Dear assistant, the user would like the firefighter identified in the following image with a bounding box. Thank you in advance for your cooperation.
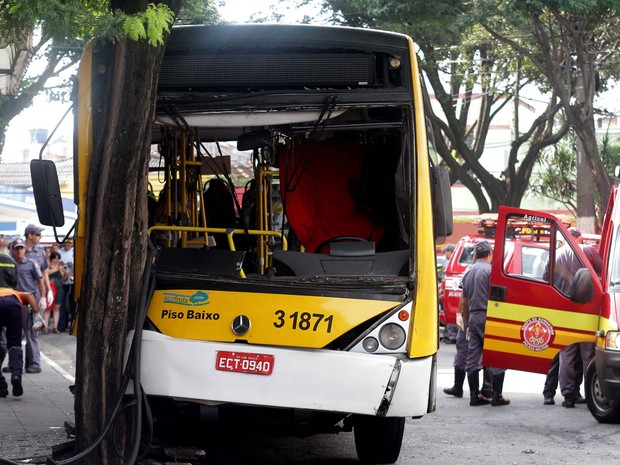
[443,285,493,401]
[0,251,44,397]
[462,240,510,407]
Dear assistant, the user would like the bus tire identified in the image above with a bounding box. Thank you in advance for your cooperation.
[353,415,405,464]
[585,360,620,423]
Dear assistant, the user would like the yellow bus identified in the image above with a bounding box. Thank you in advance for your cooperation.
[33,24,452,464]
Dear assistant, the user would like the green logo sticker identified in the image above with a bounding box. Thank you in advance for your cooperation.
[163,291,210,307]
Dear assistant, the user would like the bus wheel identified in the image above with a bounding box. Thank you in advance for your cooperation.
[353,415,405,464]
[585,360,620,424]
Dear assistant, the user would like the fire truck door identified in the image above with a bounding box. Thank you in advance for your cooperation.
[483,206,602,374]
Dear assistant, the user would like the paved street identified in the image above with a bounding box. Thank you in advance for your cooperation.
[1,334,620,464]
[0,333,75,461]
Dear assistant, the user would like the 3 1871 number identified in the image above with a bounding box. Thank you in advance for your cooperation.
[273,310,334,333]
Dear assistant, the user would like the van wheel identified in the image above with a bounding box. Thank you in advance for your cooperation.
[585,360,620,423]
[353,415,405,464]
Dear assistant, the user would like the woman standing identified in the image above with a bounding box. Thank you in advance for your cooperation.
[44,252,67,333]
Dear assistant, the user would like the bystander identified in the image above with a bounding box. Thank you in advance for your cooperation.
[0,234,8,255]
[57,240,75,332]
[11,238,46,374]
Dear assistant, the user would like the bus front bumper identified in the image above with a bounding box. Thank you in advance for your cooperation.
[126,330,434,417]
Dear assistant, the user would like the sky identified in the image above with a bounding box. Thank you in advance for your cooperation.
[218,0,324,23]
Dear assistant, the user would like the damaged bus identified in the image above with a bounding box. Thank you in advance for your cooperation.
[32,24,452,464]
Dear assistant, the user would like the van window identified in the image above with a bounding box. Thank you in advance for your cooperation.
[609,225,620,287]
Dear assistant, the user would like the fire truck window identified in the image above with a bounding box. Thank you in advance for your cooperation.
[524,247,548,278]
[502,214,551,283]
[547,229,585,297]
[458,245,475,266]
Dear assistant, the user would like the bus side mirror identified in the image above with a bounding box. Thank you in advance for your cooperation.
[431,166,453,242]
[30,159,65,227]
[571,268,594,304]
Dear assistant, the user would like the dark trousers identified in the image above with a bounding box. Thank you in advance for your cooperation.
[544,349,584,398]
[560,343,593,399]
[0,295,24,377]
[58,283,75,332]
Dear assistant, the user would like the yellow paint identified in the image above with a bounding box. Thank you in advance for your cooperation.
[486,300,598,358]
[74,44,93,300]
[408,36,439,357]
[597,316,618,333]
[488,301,599,332]
[486,319,595,348]
[148,289,399,348]
[484,338,560,359]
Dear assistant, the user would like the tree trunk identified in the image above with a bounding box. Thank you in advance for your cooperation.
[74,36,165,463]
[576,136,596,233]
[573,121,612,225]
[0,121,8,160]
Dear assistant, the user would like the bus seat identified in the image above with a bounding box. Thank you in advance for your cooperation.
[155,247,245,277]
[280,141,385,253]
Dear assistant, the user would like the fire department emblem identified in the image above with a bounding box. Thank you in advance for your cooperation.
[521,317,555,352]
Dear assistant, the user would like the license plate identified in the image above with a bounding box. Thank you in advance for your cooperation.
[215,351,274,375]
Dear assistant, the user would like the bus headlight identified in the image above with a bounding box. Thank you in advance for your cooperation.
[362,337,379,353]
[606,331,620,351]
[379,323,406,350]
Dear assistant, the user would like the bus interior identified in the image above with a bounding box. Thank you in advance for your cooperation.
[147,104,413,285]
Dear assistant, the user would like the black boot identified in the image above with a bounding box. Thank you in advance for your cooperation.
[468,371,490,406]
[0,347,6,372]
[0,375,7,398]
[491,372,510,406]
[11,376,22,397]
[481,366,493,401]
[443,368,465,397]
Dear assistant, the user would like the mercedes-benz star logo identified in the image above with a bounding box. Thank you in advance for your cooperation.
[231,315,251,336]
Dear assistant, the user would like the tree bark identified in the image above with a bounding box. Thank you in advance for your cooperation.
[74,36,165,463]
[576,135,596,232]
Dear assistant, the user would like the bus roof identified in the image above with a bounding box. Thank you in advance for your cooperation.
[165,24,411,53]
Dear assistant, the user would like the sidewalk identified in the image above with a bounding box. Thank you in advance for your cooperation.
[0,335,76,461]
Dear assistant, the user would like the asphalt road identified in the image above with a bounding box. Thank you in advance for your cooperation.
[32,335,620,465]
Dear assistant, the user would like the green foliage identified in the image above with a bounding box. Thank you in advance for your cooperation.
[122,3,175,45]
[601,133,620,175]
[0,0,94,43]
[176,0,220,24]
[0,1,186,45]
[531,133,578,213]
[532,128,620,212]
[505,0,620,15]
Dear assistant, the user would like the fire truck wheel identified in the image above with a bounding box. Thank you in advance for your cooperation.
[585,360,620,423]
[353,415,405,464]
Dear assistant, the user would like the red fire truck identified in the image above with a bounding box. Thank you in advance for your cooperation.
[439,218,549,328]
[482,200,617,422]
